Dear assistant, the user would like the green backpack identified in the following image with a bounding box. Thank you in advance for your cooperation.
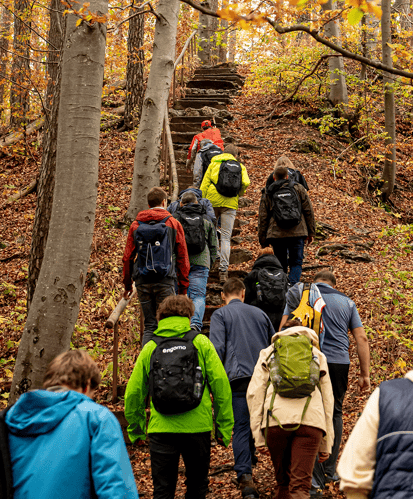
[264,334,320,443]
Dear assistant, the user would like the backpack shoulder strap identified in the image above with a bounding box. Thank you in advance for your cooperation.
[160,215,171,223]
[184,329,200,342]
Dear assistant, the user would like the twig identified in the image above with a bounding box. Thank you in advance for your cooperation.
[0,45,58,65]
[331,136,367,180]
[107,2,153,32]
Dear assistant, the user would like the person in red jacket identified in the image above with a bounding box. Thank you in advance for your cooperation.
[122,187,190,346]
[186,120,224,170]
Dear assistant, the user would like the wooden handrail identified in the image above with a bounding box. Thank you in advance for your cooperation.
[164,107,179,202]
[174,30,197,70]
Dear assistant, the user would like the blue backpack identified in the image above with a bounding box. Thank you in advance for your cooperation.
[132,216,176,282]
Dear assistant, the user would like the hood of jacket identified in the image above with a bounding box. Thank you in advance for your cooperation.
[252,254,283,271]
[178,187,202,200]
[177,203,205,216]
[136,208,171,223]
[154,316,191,338]
[199,141,214,152]
[272,325,319,345]
[210,152,237,165]
[6,389,88,436]
[267,178,290,197]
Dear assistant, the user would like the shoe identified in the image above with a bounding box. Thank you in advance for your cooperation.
[325,472,340,483]
[238,474,259,498]
[191,324,201,332]
[310,478,323,498]
[219,271,228,284]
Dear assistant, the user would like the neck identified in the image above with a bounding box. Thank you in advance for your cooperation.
[226,295,243,305]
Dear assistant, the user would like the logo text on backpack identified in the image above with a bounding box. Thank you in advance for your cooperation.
[162,346,187,353]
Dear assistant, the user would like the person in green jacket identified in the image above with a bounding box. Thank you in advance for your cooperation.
[200,144,250,283]
[125,295,234,499]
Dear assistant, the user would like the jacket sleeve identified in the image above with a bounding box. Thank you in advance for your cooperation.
[187,135,198,160]
[318,351,335,453]
[297,185,316,237]
[124,345,153,443]
[207,221,218,266]
[243,271,256,305]
[170,218,190,293]
[247,349,269,447]
[239,163,250,197]
[204,199,216,225]
[122,222,138,292]
[337,388,379,498]
[200,165,212,199]
[202,338,234,446]
[258,192,271,247]
[209,311,226,363]
[90,409,140,499]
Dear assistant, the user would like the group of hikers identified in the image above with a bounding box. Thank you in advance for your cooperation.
[1,121,411,499]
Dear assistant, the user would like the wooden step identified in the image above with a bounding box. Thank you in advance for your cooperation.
[186,80,238,90]
[174,99,227,110]
[170,116,225,125]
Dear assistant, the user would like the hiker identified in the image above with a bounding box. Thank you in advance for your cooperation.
[244,247,288,332]
[167,184,216,225]
[186,120,224,172]
[338,371,413,499]
[173,190,218,331]
[258,165,315,285]
[122,186,190,346]
[2,350,139,499]
[201,144,250,283]
[280,270,370,496]
[190,139,224,187]
[124,295,234,499]
[275,155,309,190]
[247,320,334,499]
[209,278,275,499]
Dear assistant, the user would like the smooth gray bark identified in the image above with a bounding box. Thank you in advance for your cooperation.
[321,0,348,106]
[218,19,228,63]
[381,0,396,200]
[10,0,108,403]
[198,0,211,65]
[228,28,236,62]
[126,0,180,221]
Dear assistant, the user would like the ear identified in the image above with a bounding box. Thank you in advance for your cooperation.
[221,292,225,302]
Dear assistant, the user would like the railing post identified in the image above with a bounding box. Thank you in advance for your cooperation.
[181,52,184,87]
[173,69,176,107]
[112,321,119,403]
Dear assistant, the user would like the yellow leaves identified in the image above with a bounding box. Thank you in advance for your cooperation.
[217,7,267,28]
[76,19,82,27]
[347,7,364,25]
[395,358,407,374]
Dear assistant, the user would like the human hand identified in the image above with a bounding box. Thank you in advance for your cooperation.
[123,289,132,300]
[306,236,314,245]
[358,375,371,393]
[318,452,330,463]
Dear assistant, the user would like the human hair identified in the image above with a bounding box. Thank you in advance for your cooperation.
[157,295,195,321]
[283,318,302,328]
[181,191,198,205]
[200,139,212,147]
[43,350,101,391]
[275,155,294,169]
[273,166,288,180]
[223,277,246,296]
[224,144,239,160]
[314,270,336,286]
[147,187,167,208]
[258,247,274,257]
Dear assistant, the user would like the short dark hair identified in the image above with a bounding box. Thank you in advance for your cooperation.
[181,191,198,205]
[224,144,239,159]
[43,350,101,391]
[223,277,245,296]
[148,187,167,208]
[273,166,288,180]
[314,270,336,286]
[157,295,195,321]
[283,318,302,328]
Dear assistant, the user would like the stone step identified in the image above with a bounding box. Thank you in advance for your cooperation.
[187,79,238,90]
[183,93,233,101]
[170,116,225,125]
[174,99,227,110]
[170,123,201,133]
[172,132,198,144]
[192,74,244,83]
[194,68,239,75]
[178,96,232,105]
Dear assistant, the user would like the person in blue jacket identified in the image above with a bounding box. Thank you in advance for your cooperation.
[167,186,216,225]
[5,350,139,499]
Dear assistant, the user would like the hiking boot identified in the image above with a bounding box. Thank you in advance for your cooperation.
[238,473,259,498]
[219,271,228,284]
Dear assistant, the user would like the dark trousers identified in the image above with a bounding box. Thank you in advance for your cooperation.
[232,391,256,480]
[271,237,306,285]
[267,425,323,499]
[313,363,349,487]
[137,282,175,346]
[149,432,211,499]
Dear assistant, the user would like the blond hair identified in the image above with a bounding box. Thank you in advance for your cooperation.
[275,155,294,169]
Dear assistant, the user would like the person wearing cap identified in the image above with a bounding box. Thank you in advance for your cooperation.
[186,120,224,174]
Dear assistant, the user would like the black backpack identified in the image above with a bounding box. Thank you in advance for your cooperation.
[149,330,205,415]
[0,405,13,499]
[271,180,302,229]
[213,160,242,198]
[256,268,288,308]
[174,205,206,255]
[287,168,309,191]
[200,145,223,181]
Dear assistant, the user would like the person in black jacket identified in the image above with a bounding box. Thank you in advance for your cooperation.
[274,155,309,190]
[244,248,288,332]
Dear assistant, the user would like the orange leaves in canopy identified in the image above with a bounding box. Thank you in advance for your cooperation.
[217,5,268,29]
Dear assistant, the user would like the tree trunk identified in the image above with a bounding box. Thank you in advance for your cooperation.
[126,0,180,222]
[124,4,145,129]
[10,0,31,128]
[198,0,211,65]
[381,0,396,200]
[0,2,11,117]
[27,3,65,309]
[228,28,236,62]
[209,0,218,64]
[321,0,348,106]
[392,0,410,32]
[10,0,108,403]
[218,19,228,63]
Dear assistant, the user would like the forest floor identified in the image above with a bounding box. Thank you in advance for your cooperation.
[2,64,413,497]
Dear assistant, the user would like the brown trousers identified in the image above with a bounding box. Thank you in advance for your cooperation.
[266,424,323,499]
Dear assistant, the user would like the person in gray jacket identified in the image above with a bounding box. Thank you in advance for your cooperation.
[209,278,275,499]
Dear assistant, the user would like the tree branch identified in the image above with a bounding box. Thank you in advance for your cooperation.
[180,0,220,17]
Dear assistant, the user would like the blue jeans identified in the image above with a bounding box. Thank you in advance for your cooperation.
[214,207,236,272]
[188,265,209,330]
[271,236,306,285]
[232,391,256,480]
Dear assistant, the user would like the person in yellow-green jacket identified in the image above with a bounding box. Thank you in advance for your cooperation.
[125,295,234,499]
[200,144,250,283]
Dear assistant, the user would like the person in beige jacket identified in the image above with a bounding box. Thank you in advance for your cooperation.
[247,323,334,499]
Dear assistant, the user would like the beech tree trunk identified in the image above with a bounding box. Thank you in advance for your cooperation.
[381,0,396,200]
[10,0,108,403]
[392,0,410,31]
[124,4,145,129]
[0,3,11,116]
[321,0,348,106]
[198,0,211,65]
[218,19,228,63]
[10,0,31,127]
[27,2,65,309]
[126,0,180,222]
[228,28,236,62]
[209,0,218,64]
